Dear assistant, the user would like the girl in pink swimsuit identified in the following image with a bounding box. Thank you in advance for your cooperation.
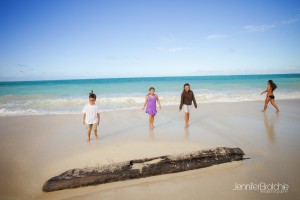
[142,87,161,129]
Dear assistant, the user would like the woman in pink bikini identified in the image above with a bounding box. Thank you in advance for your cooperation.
[142,87,161,129]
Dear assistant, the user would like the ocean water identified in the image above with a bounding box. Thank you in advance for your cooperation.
[0,74,300,116]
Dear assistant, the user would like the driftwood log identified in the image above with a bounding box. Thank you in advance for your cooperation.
[43,147,245,192]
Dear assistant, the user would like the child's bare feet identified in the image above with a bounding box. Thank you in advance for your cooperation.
[185,124,189,128]
[261,109,266,112]
[276,110,280,113]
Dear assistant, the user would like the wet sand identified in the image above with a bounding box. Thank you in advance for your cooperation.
[0,100,299,200]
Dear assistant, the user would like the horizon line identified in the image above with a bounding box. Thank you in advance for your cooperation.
[0,72,299,83]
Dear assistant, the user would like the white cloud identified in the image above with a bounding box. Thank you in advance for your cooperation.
[281,18,300,24]
[228,48,235,53]
[16,64,26,67]
[206,34,226,40]
[243,24,276,32]
[158,47,186,53]
[105,56,129,60]
[105,56,118,60]
[160,36,178,43]
[169,47,185,52]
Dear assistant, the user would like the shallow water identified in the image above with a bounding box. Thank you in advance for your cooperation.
[0,74,300,115]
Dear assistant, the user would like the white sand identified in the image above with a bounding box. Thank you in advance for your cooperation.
[0,100,299,200]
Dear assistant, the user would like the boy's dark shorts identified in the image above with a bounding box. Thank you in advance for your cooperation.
[86,123,98,131]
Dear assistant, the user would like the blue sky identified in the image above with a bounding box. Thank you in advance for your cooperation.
[0,0,300,81]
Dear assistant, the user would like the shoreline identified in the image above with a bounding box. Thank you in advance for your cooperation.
[0,100,299,199]
[1,99,299,117]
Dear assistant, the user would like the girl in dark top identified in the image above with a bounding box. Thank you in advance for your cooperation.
[261,80,280,112]
[179,83,197,128]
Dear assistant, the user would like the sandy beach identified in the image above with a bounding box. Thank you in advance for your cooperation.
[0,100,299,200]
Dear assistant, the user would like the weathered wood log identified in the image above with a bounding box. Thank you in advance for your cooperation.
[43,147,245,192]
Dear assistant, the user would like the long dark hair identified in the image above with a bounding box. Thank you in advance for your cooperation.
[149,87,155,91]
[268,80,277,91]
[183,83,190,92]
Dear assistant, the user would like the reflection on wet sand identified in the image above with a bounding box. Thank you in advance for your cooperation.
[184,128,189,140]
[149,129,155,140]
[263,112,279,143]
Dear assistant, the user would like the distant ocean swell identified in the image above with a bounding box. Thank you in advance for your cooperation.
[1,90,300,116]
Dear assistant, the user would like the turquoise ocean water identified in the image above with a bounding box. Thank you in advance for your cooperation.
[0,74,299,115]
